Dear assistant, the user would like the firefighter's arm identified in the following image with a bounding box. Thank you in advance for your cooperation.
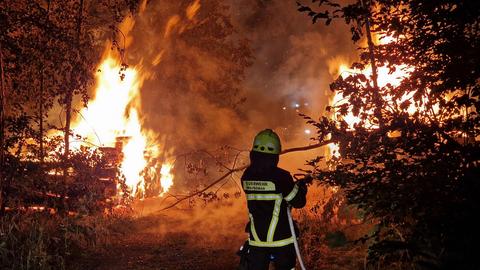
[281,173,307,208]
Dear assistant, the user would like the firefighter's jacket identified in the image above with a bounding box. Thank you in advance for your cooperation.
[241,153,306,248]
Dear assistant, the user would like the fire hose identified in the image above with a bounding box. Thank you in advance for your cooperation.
[289,173,313,270]
[287,205,306,270]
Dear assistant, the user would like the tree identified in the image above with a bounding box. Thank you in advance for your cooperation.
[298,0,480,268]
[0,0,140,213]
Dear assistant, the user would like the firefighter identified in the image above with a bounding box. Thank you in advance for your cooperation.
[239,129,307,270]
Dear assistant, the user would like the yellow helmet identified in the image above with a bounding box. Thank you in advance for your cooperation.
[252,129,281,154]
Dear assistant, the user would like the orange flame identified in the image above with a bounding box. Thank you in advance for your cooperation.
[72,53,174,198]
[186,0,201,20]
[164,15,181,38]
[328,35,416,158]
[160,163,174,196]
[69,0,207,198]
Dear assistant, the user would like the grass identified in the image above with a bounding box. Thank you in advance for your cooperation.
[296,185,372,269]
[0,209,134,270]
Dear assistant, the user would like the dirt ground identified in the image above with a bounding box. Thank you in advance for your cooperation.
[75,196,365,270]
[83,230,240,270]
[77,198,247,270]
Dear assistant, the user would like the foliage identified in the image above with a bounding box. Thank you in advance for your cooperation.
[296,186,369,269]
[0,1,140,267]
[0,0,141,208]
[0,211,134,270]
[0,0,138,118]
[2,133,127,213]
[298,0,480,269]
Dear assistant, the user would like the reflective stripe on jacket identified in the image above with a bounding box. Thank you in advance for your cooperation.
[241,165,306,247]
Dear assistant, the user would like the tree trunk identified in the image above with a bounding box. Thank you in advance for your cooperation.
[361,0,383,127]
[40,0,50,164]
[362,0,379,90]
[0,42,6,215]
[64,93,72,159]
[64,0,84,162]
[61,0,84,213]
[39,71,44,163]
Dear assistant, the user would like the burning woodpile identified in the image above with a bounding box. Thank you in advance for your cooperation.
[70,54,174,199]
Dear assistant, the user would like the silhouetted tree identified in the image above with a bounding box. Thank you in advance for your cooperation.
[0,0,140,213]
[298,0,480,268]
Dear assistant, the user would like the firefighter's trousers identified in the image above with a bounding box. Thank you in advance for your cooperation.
[246,244,296,270]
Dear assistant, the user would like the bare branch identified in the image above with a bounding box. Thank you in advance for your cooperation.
[158,140,332,211]
[280,140,333,155]
[158,165,247,211]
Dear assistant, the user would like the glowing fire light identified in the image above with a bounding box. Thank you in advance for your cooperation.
[72,54,174,197]
[160,163,174,195]
[328,35,414,158]
[69,0,204,198]
[332,63,414,129]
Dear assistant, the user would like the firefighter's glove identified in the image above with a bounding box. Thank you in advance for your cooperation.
[298,180,308,195]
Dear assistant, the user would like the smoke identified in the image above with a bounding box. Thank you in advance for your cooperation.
[118,0,356,158]
[66,0,360,198]
[57,0,360,195]
[132,188,248,248]
[227,0,358,170]
[99,0,361,248]
[117,0,249,152]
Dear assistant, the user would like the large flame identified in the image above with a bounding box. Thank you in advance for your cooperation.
[160,163,174,194]
[72,54,173,197]
[328,35,415,158]
[69,0,205,198]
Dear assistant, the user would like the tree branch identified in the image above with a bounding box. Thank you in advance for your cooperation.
[158,165,247,211]
[280,140,333,155]
[158,140,332,211]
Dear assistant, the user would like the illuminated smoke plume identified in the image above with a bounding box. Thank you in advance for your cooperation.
[73,0,359,195]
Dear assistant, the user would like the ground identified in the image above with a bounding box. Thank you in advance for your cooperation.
[76,198,246,270]
[74,196,366,270]
[83,231,239,270]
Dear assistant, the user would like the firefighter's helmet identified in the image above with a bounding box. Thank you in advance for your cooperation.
[252,129,281,154]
